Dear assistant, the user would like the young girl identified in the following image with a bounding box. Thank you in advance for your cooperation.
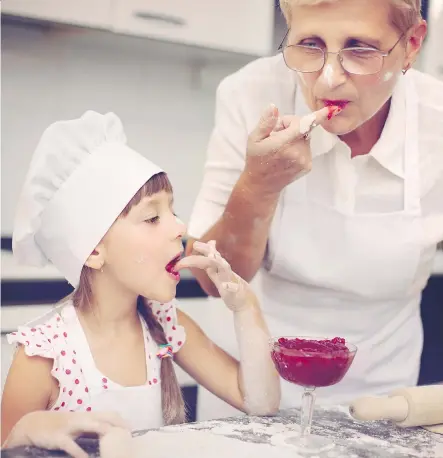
[1,111,281,442]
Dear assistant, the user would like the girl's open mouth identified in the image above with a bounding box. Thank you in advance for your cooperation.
[165,254,181,281]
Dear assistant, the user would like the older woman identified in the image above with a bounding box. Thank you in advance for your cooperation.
[186,0,443,409]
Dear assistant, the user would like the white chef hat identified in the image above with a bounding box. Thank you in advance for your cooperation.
[13,111,163,287]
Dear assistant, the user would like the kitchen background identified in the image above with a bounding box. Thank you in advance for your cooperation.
[2,0,443,423]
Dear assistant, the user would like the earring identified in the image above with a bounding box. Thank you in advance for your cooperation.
[402,64,411,75]
[100,262,104,273]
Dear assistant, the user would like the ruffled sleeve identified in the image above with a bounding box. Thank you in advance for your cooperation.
[6,313,62,359]
[150,299,186,353]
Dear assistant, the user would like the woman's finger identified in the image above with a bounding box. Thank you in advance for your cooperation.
[271,105,342,146]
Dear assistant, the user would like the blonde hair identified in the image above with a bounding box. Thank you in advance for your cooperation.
[279,0,422,34]
[72,172,186,425]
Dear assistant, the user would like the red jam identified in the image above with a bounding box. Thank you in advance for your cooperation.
[271,337,355,388]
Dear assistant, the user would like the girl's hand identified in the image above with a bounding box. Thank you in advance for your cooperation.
[175,240,257,312]
[3,411,129,458]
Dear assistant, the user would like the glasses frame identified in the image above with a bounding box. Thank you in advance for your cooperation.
[277,30,405,75]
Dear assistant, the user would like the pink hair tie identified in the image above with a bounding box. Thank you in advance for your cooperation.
[156,343,173,359]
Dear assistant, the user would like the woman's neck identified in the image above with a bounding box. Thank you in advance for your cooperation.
[340,99,391,158]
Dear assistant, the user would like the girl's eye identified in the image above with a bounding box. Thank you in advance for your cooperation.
[145,216,160,224]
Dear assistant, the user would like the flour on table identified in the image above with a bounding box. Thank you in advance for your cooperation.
[132,429,303,458]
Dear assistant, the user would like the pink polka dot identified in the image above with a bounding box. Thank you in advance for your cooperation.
[72,359,77,364]
[25,341,30,346]
[53,334,59,339]
[68,390,73,396]
[48,339,51,343]
[46,325,51,329]
[63,388,66,393]
[11,332,16,336]
[61,351,66,356]
[172,326,176,331]
[166,317,171,322]
[149,381,152,385]
[21,332,26,336]
[36,344,42,348]
[31,328,37,332]
[57,317,61,322]
[55,368,59,372]
[178,341,182,346]
[77,399,83,405]
[61,402,65,407]
[63,332,68,338]
[103,385,108,390]
[75,379,80,385]
[86,407,91,411]
[54,407,60,411]
[153,378,158,384]
[66,369,71,375]
[156,311,161,315]
[102,377,107,383]
[73,350,76,355]
[85,387,89,393]
[168,337,172,342]
[159,318,163,323]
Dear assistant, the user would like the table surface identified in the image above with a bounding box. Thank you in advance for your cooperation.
[3,406,443,458]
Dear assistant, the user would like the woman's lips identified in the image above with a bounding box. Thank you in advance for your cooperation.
[324,100,349,109]
[323,100,349,120]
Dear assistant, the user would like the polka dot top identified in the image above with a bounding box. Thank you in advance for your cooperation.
[7,299,186,417]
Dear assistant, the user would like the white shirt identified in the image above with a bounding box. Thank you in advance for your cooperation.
[188,54,443,250]
[188,54,443,404]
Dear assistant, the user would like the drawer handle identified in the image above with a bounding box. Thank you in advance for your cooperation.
[133,11,186,26]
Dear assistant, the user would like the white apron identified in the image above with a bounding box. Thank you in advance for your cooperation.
[261,76,429,408]
[63,305,163,432]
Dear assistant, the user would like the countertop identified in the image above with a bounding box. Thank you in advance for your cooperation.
[2,406,443,457]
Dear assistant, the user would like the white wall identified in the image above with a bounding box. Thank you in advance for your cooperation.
[0,20,261,235]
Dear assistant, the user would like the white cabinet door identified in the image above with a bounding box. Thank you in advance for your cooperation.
[1,0,112,30]
[112,0,275,56]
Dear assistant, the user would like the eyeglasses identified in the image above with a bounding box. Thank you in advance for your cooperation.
[278,31,404,76]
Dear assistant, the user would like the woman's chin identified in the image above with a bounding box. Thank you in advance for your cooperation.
[322,117,360,136]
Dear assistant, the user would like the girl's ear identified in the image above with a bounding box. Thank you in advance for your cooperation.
[85,242,106,270]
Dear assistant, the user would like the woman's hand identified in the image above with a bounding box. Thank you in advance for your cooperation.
[176,240,256,312]
[243,104,341,196]
[3,411,129,458]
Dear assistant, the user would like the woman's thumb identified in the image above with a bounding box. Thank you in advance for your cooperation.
[251,104,279,141]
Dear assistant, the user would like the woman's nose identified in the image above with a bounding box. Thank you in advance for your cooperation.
[321,52,347,89]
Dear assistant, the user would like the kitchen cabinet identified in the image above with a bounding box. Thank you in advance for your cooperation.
[111,0,275,56]
[1,0,112,30]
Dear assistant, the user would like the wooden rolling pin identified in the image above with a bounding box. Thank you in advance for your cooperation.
[349,385,443,432]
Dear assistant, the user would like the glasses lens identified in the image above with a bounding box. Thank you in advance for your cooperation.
[341,48,383,75]
[283,45,324,73]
